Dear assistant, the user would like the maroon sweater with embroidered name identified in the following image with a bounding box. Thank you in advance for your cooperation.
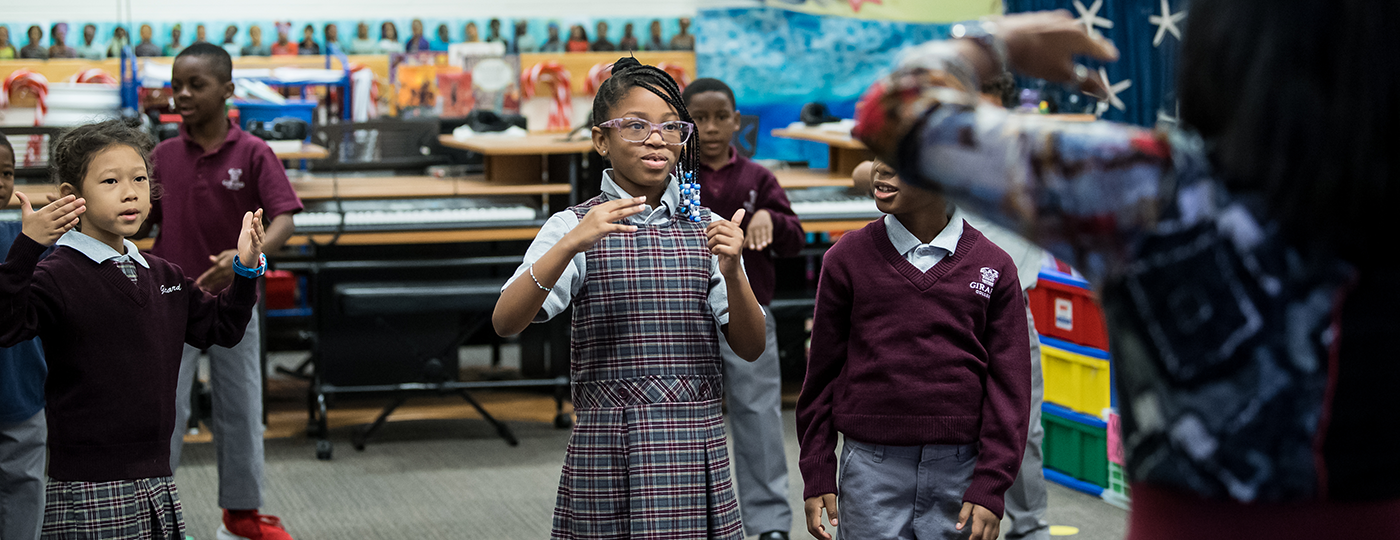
[796,218,1030,517]
[0,233,257,482]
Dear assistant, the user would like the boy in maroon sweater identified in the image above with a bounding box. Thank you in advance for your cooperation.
[797,159,1030,540]
[684,78,804,540]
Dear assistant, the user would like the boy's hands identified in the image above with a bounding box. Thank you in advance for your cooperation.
[565,197,644,252]
[18,193,84,246]
[957,502,999,540]
[197,209,264,291]
[238,209,265,269]
[743,209,772,251]
[707,208,746,276]
[803,494,839,540]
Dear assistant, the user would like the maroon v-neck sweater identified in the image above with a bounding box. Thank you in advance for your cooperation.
[0,233,258,482]
[796,218,1031,517]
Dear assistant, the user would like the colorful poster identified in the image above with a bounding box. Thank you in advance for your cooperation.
[762,0,1001,22]
[437,71,475,117]
[390,51,454,117]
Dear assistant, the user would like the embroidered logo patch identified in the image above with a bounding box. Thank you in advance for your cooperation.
[222,168,245,191]
[981,267,1000,286]
[160,284,182,294]
[970,267,999,299]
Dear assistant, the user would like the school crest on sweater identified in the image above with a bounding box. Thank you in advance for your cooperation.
[971,266,1000,298]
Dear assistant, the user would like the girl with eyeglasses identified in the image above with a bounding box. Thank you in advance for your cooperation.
[493,57,765,539]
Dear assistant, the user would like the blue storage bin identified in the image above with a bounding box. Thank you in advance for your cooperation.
[233,99,316,140]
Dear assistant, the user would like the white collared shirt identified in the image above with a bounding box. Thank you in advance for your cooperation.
[884,212,964,272]
[55,230,150,268]
[503,170,742,325]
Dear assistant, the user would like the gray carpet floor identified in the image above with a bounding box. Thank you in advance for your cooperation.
[173,410,1127,540]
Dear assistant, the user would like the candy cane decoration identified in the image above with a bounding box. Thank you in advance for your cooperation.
[522,62,574,131]
[69,68,119,86]
[584,62,614,94]
[2,70,50,167]
[2,69,49,121]
[656,62,691,92]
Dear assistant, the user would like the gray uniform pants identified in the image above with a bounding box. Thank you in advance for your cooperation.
[0,409,46,540]
[1003,304,1049,540]
[837,438,979,540]
[720,306,792,535]
[170,310,265,511]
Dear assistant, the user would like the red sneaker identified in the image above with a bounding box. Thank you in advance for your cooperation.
[217,509,294,540]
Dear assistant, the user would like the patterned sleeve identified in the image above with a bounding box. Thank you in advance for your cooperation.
[852,40,1176,274]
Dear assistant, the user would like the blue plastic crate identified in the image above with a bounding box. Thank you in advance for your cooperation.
[233,99,316,140]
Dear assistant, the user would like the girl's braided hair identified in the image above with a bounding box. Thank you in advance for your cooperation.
[591,56,698,205]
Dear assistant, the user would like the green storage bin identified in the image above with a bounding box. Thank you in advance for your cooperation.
[1041,403,1108,488]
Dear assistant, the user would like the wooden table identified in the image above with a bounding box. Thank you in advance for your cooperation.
[288,175,571,200]
[771,126,873,179]
[7,175,564,248]
[273,143,331,161]
[437,134,593,185]
[772,167,856,189]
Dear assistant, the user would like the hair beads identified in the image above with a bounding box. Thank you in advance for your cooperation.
[678,171,702,222]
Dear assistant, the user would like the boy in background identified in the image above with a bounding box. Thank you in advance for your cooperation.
[147,43,303,540]
[798,159,1030,540]
[684,78,804,540]
[0,134,47,540]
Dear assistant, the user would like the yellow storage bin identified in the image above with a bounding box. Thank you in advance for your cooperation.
[1040,336,1111,417]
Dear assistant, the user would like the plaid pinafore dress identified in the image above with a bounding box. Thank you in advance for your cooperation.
[551,195,744,539]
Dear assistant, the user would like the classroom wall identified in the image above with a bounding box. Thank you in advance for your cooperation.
[694,7,950,165]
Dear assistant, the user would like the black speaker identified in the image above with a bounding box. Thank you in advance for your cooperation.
[245,117,310,141]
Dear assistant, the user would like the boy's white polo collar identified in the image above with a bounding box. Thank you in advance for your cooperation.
[885,210,963,258]
[56,230,150,268]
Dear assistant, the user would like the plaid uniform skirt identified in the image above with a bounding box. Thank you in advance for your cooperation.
[552,398,744,539]
[41,477,185,540]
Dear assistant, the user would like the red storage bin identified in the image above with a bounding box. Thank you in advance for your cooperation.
[1029,259,1110,350]
[264,270,298,311]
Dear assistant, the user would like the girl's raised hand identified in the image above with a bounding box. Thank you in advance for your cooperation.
[707,208,746,276]
[18,192,84,246]
[237,208,265,269]
[565,197,645,252]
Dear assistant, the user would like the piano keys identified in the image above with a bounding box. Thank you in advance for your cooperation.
[784,187,882,222]
[293,197,543,233]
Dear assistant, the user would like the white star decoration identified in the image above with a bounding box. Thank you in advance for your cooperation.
[1095,67,1132,117]
[1074,0,1114,38]
[1148,0,1187,47]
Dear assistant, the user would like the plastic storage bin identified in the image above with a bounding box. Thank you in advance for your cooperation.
[1103,409,1130,508]
[1042,402,1108,489]
[1029,274,1110,351]
[1041,337,1112,417]
[232,99,316,140]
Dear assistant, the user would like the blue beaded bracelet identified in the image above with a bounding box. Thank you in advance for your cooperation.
[232,253,267,279]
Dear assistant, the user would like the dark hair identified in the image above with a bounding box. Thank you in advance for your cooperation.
[682,77,735,109]
[176,42,233,82]
[0,132,13,159]
[592,57,698,186]
[382,21,397,40]
[1179,0,1398,263]
[50,119,154,193]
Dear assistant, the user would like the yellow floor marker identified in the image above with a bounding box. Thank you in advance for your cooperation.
[1049,525,1081,536]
